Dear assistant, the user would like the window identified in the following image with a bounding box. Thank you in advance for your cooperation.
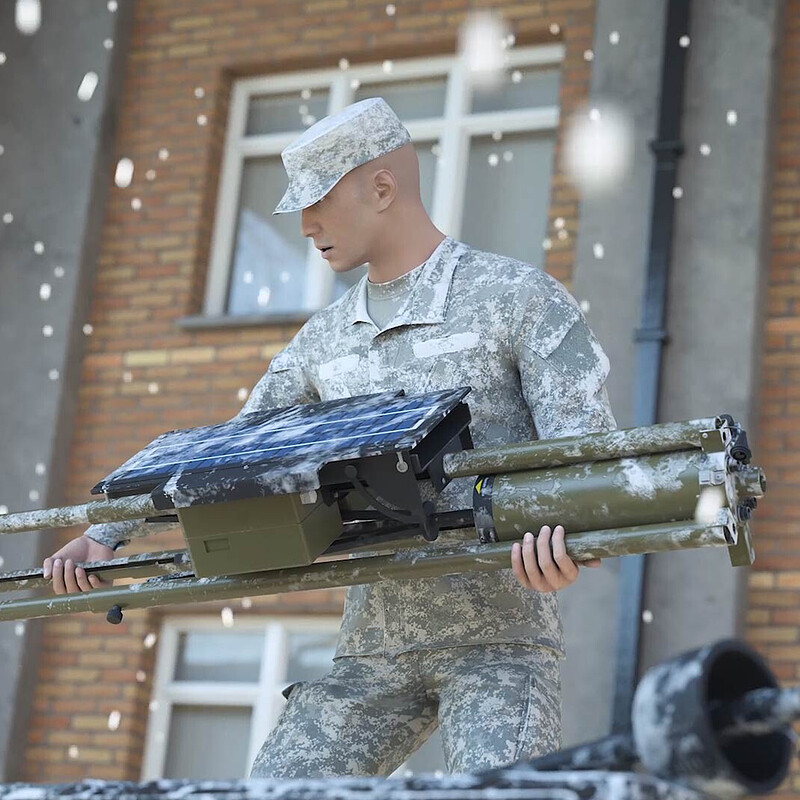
[141,615,447,779]
[205,45,563,319]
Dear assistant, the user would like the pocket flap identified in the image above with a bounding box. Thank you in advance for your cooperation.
[525,296,581,360]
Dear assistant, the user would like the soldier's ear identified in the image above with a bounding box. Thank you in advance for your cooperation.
[372,168,398,211]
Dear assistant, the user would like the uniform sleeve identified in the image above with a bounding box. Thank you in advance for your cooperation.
[513,279,617,440]
[86,334,320,550]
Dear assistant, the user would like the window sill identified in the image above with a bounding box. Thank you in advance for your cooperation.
[177,312,313,330]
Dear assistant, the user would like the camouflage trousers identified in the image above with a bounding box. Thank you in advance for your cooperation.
[249,643,562,778]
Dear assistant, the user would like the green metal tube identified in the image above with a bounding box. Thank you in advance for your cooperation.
[443,418,720,478]
[483,450,712,540]
[0,494,163,534]
[0,518,732,622]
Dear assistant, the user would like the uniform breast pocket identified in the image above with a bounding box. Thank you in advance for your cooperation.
[316,353,363,400]
[411,331,482,391]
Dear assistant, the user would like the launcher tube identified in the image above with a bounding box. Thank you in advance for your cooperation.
[483,450,709,541]
[0,518,732,622]
[0,494,164,534]
[443,418,720,478]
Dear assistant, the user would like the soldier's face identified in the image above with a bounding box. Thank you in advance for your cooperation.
[301,169,380,272]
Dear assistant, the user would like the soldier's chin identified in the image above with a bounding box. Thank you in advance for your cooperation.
[330,256,362,272]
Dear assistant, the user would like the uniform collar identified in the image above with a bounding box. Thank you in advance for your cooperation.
[345,235,468,331]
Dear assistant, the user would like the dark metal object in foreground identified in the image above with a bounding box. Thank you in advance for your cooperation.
[0,640,796,800]
[0,771,710,800]
[530,639,796,799]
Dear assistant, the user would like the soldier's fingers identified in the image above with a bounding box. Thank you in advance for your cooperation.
[581,558,602,568]
[63,559,81,594]
[87,573,108,589]
[511,542,532,589]
[536,526,564,591]
[75,566,93,592]
[551,526,578,584]
[524,530,550,592]
[51,558,66,595]
[42,557,53,581]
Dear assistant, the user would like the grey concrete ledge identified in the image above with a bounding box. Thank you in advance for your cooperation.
[177,313,313,330]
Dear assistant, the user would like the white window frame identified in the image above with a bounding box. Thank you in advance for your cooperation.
[140,614,341,780]
[205,44,564,317]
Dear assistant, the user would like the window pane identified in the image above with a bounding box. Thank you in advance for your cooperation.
[246,90,329,136]
[227,156,309,316]
[330,137,439,302]
[470,68,560,114]
[174,631,264,682]
[285,630,338,682]
[354,77,447,119]
[461,130,555,266]
[163,705,252,778]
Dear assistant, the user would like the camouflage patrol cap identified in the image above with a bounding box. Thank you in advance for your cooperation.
[273,97,412,215]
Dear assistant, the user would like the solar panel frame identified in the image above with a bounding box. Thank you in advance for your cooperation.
[92,388,471,507]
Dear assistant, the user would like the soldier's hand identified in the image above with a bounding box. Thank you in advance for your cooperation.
[511,525,601,592]
[43,534,114,595]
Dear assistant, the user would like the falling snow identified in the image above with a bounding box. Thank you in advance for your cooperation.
[15,0,41,35]
[564,103,634,195]
[115,158,134,188]
[77,72,99,102]
[459,11,509,88]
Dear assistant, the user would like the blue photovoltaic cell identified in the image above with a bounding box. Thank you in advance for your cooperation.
[92,387,470,504]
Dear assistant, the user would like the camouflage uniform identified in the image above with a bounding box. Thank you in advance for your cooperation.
[86,98,617,777]
[252,644,561,777]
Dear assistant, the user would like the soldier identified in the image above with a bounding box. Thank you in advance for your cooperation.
[43,97,616,777]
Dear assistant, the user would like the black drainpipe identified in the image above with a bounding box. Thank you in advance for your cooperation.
[610,0,691,733]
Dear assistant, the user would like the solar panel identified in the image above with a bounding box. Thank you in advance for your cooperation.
[92,387,471,508]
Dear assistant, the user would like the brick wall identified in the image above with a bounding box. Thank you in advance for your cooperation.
[19,0,597,783]
[746,1,800,797]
